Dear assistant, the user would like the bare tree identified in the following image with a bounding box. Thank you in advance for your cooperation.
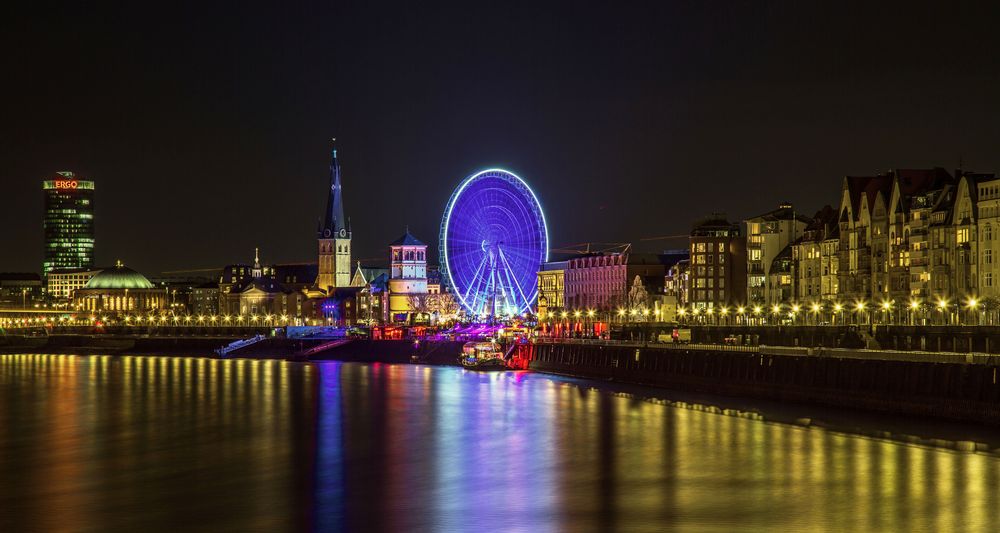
[407,294,430,315]
[435,293,460,318]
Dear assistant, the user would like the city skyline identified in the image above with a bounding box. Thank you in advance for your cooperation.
[4,3,1000,274]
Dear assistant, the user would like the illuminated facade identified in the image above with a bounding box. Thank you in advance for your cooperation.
[688,215,747,309]
[537,261,567,318]
[791,206,839,302]
[744,203,809,305]
[388,231,429,324]
[43,172,95,277]
[564,253,667,311]
[220,249,304,317]
[47,268,102,300]
[72,263,166,312]
[315,147,352,293]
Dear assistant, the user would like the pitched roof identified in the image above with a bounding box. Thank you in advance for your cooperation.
[894,168,953,196]
[390,231,426,246]
[843,174,893,222]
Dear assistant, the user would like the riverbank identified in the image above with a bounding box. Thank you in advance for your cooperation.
[0,334,242,356]
[522,342,1000,425]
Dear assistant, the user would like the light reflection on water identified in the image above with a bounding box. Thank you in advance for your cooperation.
[1,354,998,532]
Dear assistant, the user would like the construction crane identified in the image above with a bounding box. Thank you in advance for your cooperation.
[549,242,632,255]
[639,234,689,242]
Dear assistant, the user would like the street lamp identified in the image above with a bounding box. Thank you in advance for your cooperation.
[811,303,821,325]
[880,300,893,325]
[937,299,949,325]
[909,299,920,325]
[966,297,980,325]
[855,301,866,325]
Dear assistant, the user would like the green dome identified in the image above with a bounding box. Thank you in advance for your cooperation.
[84,265,154,290]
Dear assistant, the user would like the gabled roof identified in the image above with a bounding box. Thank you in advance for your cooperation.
[845,175,894,216]
[354,264,390,285]
[894,168,953,196]
[390,230,426,247]
[233,277,288,294]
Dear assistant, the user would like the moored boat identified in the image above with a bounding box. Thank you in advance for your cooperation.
[459,340,507,369]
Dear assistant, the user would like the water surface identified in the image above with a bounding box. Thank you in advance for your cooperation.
[1,354,998,532]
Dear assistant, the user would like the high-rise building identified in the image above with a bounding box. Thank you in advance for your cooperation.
[315,147,352,292]
[43,171,95,276]
[688,214,747,309]
[744,203,810,305]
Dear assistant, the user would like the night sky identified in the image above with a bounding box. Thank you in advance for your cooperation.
[2,1,999,275]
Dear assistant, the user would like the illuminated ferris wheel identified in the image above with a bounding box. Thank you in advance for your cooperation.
[439,169,548,318]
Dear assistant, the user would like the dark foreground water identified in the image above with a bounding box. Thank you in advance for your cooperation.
[2,355,1000,532]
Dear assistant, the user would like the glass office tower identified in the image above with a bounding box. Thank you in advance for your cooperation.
[43,171,95,276]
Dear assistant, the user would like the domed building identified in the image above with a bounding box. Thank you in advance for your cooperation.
[73,261,167,312]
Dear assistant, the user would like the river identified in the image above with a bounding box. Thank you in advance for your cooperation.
[1,354,998,532]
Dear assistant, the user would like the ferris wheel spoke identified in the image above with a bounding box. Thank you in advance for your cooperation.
[498,246,532,311]
[441,169,547,318]
[461,253,491,306]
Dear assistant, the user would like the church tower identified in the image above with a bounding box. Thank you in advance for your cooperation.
[316,144,352,292]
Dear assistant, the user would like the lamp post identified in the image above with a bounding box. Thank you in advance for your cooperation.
[937,299,949,325]
[855,301,867,325]
[909,300,920,326]
[966,297,979,326]
[811,303,821,325]
[880,300,893,325]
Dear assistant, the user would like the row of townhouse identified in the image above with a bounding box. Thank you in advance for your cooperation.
[684,167,999,313]
[794,167,998,309]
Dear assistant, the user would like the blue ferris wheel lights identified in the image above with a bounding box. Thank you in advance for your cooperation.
[440,168,548,317]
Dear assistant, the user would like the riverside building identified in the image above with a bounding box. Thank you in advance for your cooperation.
[43,172,95,276]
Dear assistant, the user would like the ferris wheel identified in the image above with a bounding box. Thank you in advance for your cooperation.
[439,169,548,318]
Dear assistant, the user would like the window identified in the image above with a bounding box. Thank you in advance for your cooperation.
[986,250,993,265]
[719,254,725,264]
[958,228,969,243]
[986,224,993,241]
[696,243,706,253]
[987,273,994,287]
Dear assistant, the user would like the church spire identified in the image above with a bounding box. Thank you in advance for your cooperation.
[320,139,346,238]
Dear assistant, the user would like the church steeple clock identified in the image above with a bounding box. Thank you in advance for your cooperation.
[316,141,352,292]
